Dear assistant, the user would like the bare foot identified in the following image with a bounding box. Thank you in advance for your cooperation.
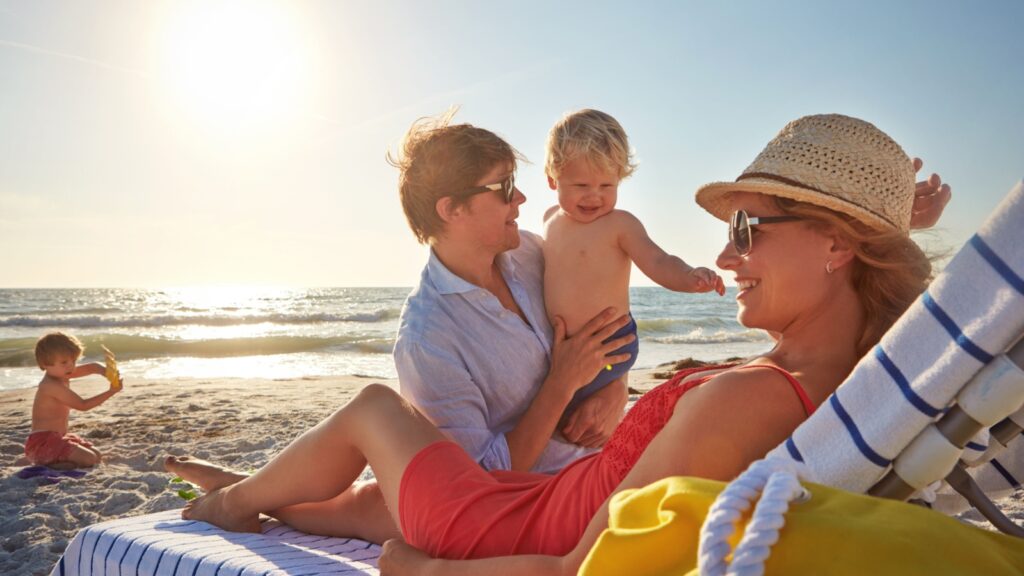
[164,455,248,492]
[379,539,439,575]
[181,486,262,533]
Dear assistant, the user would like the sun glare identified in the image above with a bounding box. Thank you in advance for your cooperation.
[156,0,313,133]
[168,285,292,312]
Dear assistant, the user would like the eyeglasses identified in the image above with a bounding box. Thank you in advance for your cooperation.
[454,174,516,204]
[729,209,803,256]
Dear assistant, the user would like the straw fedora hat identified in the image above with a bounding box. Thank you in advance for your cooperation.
[695,114,915,233]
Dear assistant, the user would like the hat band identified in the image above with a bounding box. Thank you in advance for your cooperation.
[736,172,829,196]
[736,171,897,230]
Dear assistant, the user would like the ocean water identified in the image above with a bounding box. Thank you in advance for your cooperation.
[0,287,773,392]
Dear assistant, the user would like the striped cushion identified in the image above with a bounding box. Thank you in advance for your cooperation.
[51,510,380,576]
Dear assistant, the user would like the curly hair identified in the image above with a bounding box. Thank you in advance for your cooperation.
[545,109,637,181]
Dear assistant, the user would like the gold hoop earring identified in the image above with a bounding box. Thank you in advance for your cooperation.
[826,261,834,274]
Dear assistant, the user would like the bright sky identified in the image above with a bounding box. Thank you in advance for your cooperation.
[1,0,1021,288]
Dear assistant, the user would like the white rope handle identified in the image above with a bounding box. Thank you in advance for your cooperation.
[698,457,813,576]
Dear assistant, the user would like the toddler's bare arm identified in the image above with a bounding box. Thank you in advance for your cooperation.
[69,363,105,379]
[616,211,723,294]
[42,380,120,412]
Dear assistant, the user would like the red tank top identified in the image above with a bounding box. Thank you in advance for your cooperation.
[601,363,816,479]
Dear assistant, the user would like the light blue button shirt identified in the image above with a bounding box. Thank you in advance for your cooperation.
[394,230,595,474]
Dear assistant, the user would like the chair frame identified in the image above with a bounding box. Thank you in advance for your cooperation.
[868,336,1024,537]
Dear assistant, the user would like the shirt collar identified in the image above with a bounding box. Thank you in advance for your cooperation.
[426,248,480,295]
[426,248,520,295]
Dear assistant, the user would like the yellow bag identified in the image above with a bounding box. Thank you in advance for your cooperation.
[579,476,1024,575]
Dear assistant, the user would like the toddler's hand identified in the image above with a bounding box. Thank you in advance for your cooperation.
[689,267,726,296]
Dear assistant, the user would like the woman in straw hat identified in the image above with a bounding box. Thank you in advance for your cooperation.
[168,114,941,572]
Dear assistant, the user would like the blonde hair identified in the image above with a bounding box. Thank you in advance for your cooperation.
[774,197,933,355]
[545,109,637,181]
[35,332,84,369]
[387,109,523,244]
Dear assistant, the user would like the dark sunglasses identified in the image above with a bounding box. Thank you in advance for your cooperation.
[730,209,804,256]
[454,174,516,204]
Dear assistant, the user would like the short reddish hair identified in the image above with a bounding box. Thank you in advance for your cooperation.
[388,109,523,244]
[35,332,84,369]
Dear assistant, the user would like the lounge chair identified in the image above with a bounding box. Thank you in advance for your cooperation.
[52,509,381,575]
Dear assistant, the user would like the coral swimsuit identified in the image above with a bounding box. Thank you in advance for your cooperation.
[398,364,816,559]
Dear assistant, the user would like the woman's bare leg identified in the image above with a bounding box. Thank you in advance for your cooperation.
[165,456,246,491]
[181,384,447,533]
[166,456,401,542]
[271,481,401,542]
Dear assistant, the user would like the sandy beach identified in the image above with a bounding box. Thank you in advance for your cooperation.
[2,368,1021,576]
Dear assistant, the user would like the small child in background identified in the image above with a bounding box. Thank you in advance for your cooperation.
[25,332,122,468]
[543,109,724,415]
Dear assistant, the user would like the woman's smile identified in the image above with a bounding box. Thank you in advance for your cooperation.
[735,278,760,298]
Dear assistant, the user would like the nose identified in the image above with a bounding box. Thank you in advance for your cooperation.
[716,237,741,271]
[512,187,526,205]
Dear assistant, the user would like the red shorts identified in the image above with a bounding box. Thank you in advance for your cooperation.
[398,441,551,559]
[24,431,94,465]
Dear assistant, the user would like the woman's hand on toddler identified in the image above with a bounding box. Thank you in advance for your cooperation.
[562,383,625,448]
[550,309,635,394]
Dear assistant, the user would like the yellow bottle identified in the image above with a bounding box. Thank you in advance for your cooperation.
[101,345,122,389]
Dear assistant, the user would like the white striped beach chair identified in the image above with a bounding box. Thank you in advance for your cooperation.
[50,510,381,576]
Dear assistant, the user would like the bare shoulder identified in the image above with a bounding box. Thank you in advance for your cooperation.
[674,367,808,440]
[652,366,812,480]
[36,377,65,397]
[608,209,649,235]
[606,209,640,225]
[603,209,644,236]
[543,205,560,222]
[700,366,805,409]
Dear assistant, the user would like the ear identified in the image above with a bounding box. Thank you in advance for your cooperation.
[547,175,558,190]
[825,231,856,270]
[435,196,464,224]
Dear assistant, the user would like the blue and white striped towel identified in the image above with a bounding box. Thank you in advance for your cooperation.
[768,180,1024,495]
[50,510,381,576]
